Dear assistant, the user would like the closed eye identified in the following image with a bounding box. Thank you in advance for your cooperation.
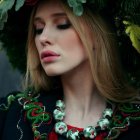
[35,28,43,35]
[57,23,71,30]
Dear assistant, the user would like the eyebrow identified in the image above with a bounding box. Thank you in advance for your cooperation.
[34,12,67,23]
[51,13,67,17]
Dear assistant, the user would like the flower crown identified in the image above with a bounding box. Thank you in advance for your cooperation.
[0,0,140,53]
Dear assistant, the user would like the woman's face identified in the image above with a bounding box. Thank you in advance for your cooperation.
[34,0,89,76]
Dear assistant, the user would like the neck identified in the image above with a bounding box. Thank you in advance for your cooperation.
[61,61,94,109]
[60,61,106,127]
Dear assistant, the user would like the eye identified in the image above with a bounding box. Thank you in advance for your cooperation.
[57,23,71,30]
[56,18,71,30]
[34,21,44,35]
[35,28,43,35]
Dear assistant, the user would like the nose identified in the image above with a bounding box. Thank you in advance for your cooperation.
[39,27,53,47]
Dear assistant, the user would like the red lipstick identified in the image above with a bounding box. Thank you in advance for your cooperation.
[41,50,60,63]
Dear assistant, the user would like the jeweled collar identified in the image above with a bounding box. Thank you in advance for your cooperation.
[53,100,113,140]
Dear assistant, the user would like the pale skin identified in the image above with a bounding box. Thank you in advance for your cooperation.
[34,0,106,128]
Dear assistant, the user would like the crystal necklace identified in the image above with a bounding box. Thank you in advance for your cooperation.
[53,100,113,140]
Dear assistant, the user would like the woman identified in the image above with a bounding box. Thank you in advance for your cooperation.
[0,0,140,140]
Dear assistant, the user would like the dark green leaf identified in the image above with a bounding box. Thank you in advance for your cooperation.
[15,0,26,11]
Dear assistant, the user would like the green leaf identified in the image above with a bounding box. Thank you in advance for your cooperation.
[96,0,108,10]
[0,0,15,12]
[0,23,4,30]
[67,0,77,7]
[77,0,87,3]
[89,0,95,3]
[15,0,26,11]
[121,0,140,13]
[73,4,84,16]
[0,0,15,30]
[123,21,140,53]
[0,11,8,30]
[0,9,3,19]
[0,11,8,22]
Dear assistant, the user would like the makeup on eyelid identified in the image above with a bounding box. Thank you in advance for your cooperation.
[34,17,72,34]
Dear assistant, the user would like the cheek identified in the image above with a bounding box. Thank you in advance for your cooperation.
[35,37,41,52]
[60,29,85,52]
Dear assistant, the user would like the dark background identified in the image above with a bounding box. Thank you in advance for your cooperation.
[0,42,22,97]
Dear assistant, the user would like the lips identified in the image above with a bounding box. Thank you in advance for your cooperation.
[41,50,60,62]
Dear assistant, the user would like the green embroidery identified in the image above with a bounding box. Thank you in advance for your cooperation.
[119,103,140,113]
[4,94,15,110]
[24,101,52,137]
[0,92,27,110]
[106,129,121,140]
[0,88,52,140]
[107,103,140,139]
[111,115,129,127]
[19,91,52,140]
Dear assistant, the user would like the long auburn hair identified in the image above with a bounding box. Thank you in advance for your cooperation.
[25,0,138,102]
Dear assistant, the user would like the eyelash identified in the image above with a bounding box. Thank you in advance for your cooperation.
[35,29,43,35]
[57,23,71,30]
[35,23,71,35]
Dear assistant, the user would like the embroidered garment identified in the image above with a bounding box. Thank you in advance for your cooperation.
[0,89,140,140]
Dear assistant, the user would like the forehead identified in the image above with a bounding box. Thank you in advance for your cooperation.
[35,0,64,18]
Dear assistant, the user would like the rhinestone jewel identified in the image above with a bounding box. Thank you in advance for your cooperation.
[66,129,80,140]
[55,122,67,134]
[83,126,97,139]
[56,100,65,110]
[97,118,110,130]
[103,108,113,117]
[53,108,65,121]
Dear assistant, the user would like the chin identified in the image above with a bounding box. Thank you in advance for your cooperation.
[42,64,65,77]
[44,69,61,77]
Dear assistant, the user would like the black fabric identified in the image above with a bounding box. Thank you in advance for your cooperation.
[117,121,140,140]
[2,99,33,140]
[0,91,140,140]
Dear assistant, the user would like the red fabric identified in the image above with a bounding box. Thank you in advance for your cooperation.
[95,132,106,140]
[48,130,58,140]
[67,124,84,131]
